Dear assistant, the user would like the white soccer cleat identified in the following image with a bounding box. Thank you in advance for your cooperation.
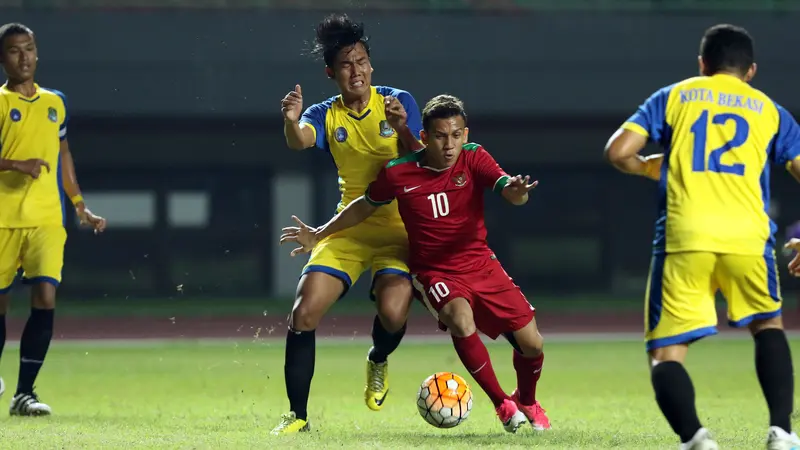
[766,426,800,450]
[9,392,52,417]
[0,377,4,398]
[680,428,719,450]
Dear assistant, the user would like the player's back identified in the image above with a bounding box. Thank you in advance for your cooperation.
[0,84,67,228]
[626,74,791,255]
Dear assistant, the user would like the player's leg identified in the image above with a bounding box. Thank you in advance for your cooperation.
[364,247,413,411]
[472,262,550,430]
[271,236,365,435]
[646,252,719,449]
[503,318,550,431]
[0,228,23,401]
[0,291,10,400]
[413,275,525,433]
[10,226,65,417]
[717,253,798,449]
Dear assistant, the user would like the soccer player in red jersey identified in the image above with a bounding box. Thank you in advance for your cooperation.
[280,94,551,433]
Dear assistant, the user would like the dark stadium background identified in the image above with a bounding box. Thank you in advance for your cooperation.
[3,0,800,331]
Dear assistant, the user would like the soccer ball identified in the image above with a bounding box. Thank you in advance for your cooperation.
[416,372,473,428]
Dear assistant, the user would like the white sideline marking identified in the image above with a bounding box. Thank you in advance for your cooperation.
[2,331,798,349]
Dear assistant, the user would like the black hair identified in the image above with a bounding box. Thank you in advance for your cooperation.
[700,24,754,76]
[422,95,468,131]
[310,13,370,68]
[0,23,33,49]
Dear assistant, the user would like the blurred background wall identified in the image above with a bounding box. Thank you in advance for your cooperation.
[3,0,799,308]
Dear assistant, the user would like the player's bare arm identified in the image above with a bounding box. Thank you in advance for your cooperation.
[59,139,106,234]
[501,175,539,206]
[384,96,423,155]
[604,128,662,181]
[279,196,379,256]
[0,157,50,178]
[786,158,800,183]
[281,84,315,150]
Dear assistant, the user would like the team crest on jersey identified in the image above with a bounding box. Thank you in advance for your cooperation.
[379,120,395,137]
[452,172,468,187]
[9,108,21,122]
[335,127,348,143]
[48,107,58,123]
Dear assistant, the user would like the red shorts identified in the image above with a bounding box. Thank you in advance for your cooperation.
[411,257,535,339]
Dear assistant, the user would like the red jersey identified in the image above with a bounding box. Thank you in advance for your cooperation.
[365,143,510,274]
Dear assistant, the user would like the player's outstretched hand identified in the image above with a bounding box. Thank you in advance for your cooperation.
[785,238,800,276]
[507,175,538,193]
[13,158,50,179]
[281,85,303,123]
[279,215,319,257]
[384,96,407,130]
[76,205,107,235]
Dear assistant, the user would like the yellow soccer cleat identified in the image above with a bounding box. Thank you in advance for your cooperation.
[365,352,389,411]
[270,412,310,435]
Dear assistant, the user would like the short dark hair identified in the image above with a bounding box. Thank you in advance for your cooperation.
[422,95,468,132]
[311,14,370,68]
[0,23,33,49]
[700,24,754,76]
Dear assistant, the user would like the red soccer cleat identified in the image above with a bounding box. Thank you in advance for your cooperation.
[511,389,551,431]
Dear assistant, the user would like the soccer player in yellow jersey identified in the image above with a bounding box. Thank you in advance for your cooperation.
[0,23,106,416]
[271,14,423,434]
[606,24,800,450]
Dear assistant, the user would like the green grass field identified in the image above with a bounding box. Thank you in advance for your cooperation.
[0,336,796,449]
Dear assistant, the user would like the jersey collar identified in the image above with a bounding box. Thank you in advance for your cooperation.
[337,86,376,120]
[1,82,40,101]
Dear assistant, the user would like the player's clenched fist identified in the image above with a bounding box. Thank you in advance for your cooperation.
[281,84,303,123]
[384,96,407,130]
[785,238,800,277]
[279,215,319,256]
[12,158,50,179]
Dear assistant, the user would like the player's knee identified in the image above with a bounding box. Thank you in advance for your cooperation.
[290,296,327,331]
[510,324,544,357]
[374,286,412,333]
[376,305,408,334]
[440,299,476,337]
[518,333,544,358]
[648,344,688,365]
[749,315,783,336]
[30,283,56,309]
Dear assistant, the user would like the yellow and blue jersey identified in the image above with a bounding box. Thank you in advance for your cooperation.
[299,85,422,224]
[0,83,68,228]
[622,74,800,256]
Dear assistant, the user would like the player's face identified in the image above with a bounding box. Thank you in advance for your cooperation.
[421,116,469,169]
[331,43,372,99]
[1,33,37,82]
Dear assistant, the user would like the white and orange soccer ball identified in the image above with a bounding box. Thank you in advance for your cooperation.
[416,372,473,428]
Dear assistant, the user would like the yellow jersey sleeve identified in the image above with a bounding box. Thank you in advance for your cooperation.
[298,99,334,151]
[620,84,675,144]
